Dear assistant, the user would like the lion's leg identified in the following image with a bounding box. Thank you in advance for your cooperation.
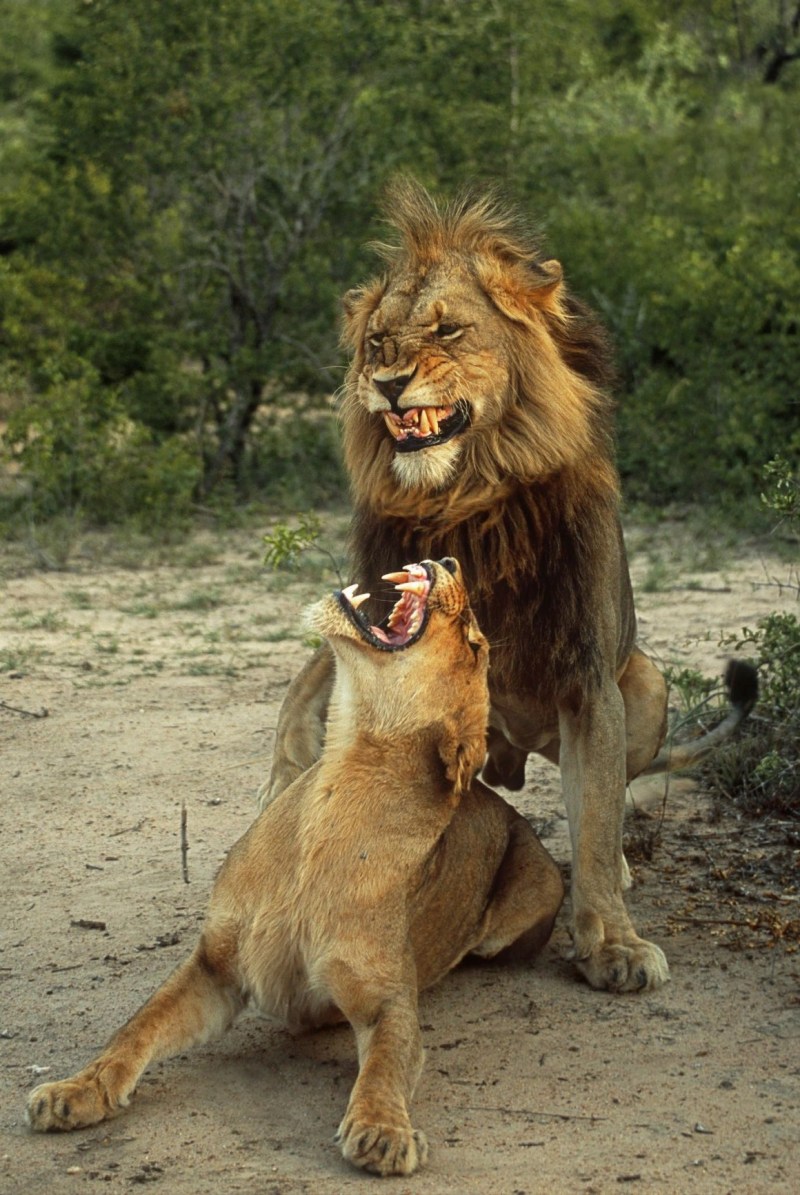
[618,647,668,780]
[326,958,428,1177]
[558,682,669,993]
[482,724,528,791]
[471,813,564,963]
[257,644,335,810]
[27,941,243,1132]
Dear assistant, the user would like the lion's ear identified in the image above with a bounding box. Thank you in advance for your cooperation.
[480,258,564,327]
[341,281,385,349]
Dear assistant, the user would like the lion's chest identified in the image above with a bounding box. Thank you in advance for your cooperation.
[488,690,559,752]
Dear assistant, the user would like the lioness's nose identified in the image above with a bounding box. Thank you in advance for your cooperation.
[374,370,416,408]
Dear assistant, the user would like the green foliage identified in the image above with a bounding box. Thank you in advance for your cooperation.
[697,457,800,817]
[0,1,798,526]
[702,612,800,817]
[263,512,344,585]
[263,515,323,572]
[1,364,200,530]
[761,455,800,523]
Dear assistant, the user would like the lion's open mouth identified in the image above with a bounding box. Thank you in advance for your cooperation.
[382,402,470,453]
[337,562,432,651]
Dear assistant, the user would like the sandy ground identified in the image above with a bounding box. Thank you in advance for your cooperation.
[1,519,798,1194]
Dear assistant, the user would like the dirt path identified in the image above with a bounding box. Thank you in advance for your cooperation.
[1,522,797,1193]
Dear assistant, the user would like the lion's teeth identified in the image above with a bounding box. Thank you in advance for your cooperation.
[350,592,370,609]
[383,412,402,438]
[419,408,431,435]
[428,408,439,435]
[341,583,359,601]
[382,571,410,583]
[396,581,428,597]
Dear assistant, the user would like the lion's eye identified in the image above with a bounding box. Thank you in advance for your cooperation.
[435,323,463,340]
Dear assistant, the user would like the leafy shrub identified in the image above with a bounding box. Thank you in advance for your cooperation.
[1,365,201,531]
[701,612,799,818]
[698,458,800,817]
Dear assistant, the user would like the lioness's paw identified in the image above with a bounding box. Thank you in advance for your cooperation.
[571,937,669,993]
[337,1116,428,1176]
[27,1075,122,1132]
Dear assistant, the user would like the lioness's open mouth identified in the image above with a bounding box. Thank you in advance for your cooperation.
[337,562,432,651]
[382,402,470,453]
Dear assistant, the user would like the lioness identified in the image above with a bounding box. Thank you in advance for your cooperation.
[261,179,757,995]
[27,558,563,1177]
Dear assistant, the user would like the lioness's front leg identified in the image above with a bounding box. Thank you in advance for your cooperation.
[258,644,334,810]
[559,681,669,993]
[327,959,428,1177]
[27,944,242,1131]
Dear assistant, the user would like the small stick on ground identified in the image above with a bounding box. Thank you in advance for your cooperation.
[180,800,189,884]
[0,700,49,719]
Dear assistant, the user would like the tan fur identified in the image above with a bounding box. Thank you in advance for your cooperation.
[263,181,755,994]
[27,560,563,1177]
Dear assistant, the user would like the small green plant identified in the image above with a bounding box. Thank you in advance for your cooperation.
[263,514,322,570]
[263,514,343,584]
[663,666,717,712]
[761,455,800,526]
[697,458,799,819]
[171,589,224,612]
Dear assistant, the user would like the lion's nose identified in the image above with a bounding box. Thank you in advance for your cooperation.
[373,370,416,410]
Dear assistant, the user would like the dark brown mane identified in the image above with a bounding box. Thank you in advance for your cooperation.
[351,464,629,703]
[343,181,630,701]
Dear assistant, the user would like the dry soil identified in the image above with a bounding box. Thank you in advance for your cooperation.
[1,520,798,1194]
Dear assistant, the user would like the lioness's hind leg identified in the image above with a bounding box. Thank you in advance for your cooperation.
[473,812,564,963]
[27,942,242,1132]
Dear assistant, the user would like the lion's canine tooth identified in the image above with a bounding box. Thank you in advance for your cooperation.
[350,592,370,609]
[396,581,428,597]
[428,408,440,435]
[341,583,359,601]
[383,412,402,439]
[419,408,431,435]
[382,570,410,583]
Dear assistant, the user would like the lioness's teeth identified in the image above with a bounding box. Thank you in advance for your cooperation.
[341,583,359,601]
[428,408,439,435]
[419,408,431,435]
[382,570,410,583]
[396,580,428,597]
[351,592,370,609]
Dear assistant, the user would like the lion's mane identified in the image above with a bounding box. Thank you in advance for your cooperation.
[339,181,632,702]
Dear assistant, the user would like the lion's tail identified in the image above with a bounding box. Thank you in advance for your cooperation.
[642,659,758,776]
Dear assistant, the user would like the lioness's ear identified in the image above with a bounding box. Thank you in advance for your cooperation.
[340,280,385,350]
[479,258,564,327]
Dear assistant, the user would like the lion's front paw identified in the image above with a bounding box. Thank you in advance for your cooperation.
[27,1079,105,1132]
[336,1114,429,1176]
[570,933,669,993]
[27,1065,130,1133]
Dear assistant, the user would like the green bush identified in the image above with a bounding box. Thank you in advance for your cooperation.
[1,365,201,530]
[697,459,800,816]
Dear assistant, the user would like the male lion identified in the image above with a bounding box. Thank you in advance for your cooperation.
[262,180,756,994]
[28,558,563,1177]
